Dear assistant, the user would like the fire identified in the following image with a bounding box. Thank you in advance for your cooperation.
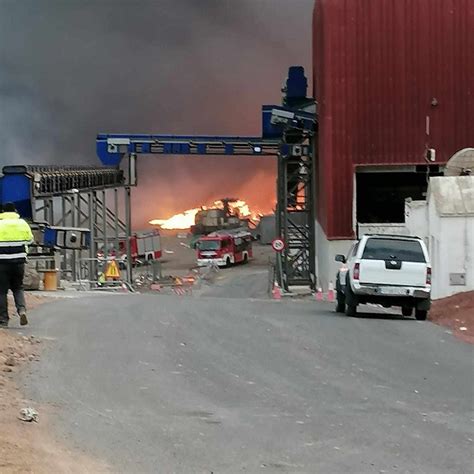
[150,208,200,230]
[149,200,262,230]
[227,200,251,217]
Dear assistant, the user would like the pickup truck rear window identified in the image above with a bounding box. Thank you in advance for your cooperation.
[362,239,426,263]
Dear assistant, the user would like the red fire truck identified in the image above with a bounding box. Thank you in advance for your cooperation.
[119,230,162,266]
[196,230,253,267]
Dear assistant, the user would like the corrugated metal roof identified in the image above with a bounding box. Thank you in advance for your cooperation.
[428,176,474,216]
[313,0,474,238]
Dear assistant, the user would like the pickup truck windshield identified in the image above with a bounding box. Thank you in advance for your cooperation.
[198,240,221,251]
[362,239,426,263]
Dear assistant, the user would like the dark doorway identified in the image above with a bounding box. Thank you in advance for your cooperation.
[356,168,441,223]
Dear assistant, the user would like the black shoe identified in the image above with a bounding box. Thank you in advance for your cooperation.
[0,320,8,328]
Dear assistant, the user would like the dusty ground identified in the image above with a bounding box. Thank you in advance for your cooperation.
[429,291,474,344]
[0,293,108,473]
[159,229,197,276]
[135,229,274,294]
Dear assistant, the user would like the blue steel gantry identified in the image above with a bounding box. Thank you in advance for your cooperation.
[0,66,316,290]
[95,66,317,290]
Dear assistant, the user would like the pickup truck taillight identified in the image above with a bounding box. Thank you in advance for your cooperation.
[353,263,360,280]
[426,267,432,285]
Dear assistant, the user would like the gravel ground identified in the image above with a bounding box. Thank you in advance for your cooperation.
[0,293,108,473]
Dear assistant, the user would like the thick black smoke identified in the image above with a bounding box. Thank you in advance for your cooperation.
[0,0,312,226]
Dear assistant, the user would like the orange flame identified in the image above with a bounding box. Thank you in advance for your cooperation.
[149,200,261,230]
[150,208,201,230]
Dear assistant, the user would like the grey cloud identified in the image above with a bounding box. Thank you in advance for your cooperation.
[0,0,313,224]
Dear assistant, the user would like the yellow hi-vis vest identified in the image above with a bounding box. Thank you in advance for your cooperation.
[0,212,34,263]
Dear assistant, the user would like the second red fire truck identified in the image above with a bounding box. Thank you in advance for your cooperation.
[118,230,162,266]
[196,230,253,267]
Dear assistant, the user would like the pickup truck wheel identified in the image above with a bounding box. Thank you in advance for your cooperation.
[415,309,428,321]
[345,303,357,317]
[336,291,345,313]
[344,277,358,317]
[402,306,413,317]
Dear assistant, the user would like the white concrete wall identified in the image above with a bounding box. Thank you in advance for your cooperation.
[405,200,430,249]
[427,200,474,299]
[405,200,428,239]
[404,199,474,299]
[315,221,353,292]
[357,223,409,237]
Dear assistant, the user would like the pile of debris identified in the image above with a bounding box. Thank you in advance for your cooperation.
[429,291,474,344]
[133,266,219,295]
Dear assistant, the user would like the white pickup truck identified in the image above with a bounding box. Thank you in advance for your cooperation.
[335,235,432,319]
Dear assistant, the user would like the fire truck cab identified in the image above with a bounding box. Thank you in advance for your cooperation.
[196,230,253,267]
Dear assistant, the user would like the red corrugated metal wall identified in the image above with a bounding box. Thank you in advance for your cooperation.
[313,0,474,239]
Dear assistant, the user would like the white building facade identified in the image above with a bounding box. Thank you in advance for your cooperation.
[405,176,474,299]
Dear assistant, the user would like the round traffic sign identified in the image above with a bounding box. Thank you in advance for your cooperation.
[272,238,285,252]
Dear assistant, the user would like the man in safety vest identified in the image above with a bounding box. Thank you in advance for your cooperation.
[0,202,34,327]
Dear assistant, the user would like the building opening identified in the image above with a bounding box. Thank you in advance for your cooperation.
[356,166,442,224]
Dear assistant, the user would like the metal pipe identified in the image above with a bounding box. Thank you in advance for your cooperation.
[102,189,107,257]
[71,194,77,282]
[282,159,289,291]
[60,196,67,275]
[88,192,96,282]
[276,153,284,289]
[45,198,53,270]
[114,188,119,266]
[125,186,132,284]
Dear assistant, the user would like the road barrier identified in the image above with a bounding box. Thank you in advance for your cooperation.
[75,257,134,292]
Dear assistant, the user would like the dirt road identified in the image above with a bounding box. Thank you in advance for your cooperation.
[1,245,472,472]
[19,292,474,472]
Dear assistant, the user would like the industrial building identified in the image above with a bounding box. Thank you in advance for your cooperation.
[312,0,474,290]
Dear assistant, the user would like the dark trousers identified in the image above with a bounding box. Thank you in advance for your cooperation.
[0,262,26,322]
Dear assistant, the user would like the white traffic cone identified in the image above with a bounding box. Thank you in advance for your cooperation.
[327,281,335,302]
[272,284,282,300]
[315,287,323,301]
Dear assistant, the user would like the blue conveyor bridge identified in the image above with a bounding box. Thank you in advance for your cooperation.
[95,66,317,290]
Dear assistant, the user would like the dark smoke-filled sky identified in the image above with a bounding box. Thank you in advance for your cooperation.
[0,0,313,226]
